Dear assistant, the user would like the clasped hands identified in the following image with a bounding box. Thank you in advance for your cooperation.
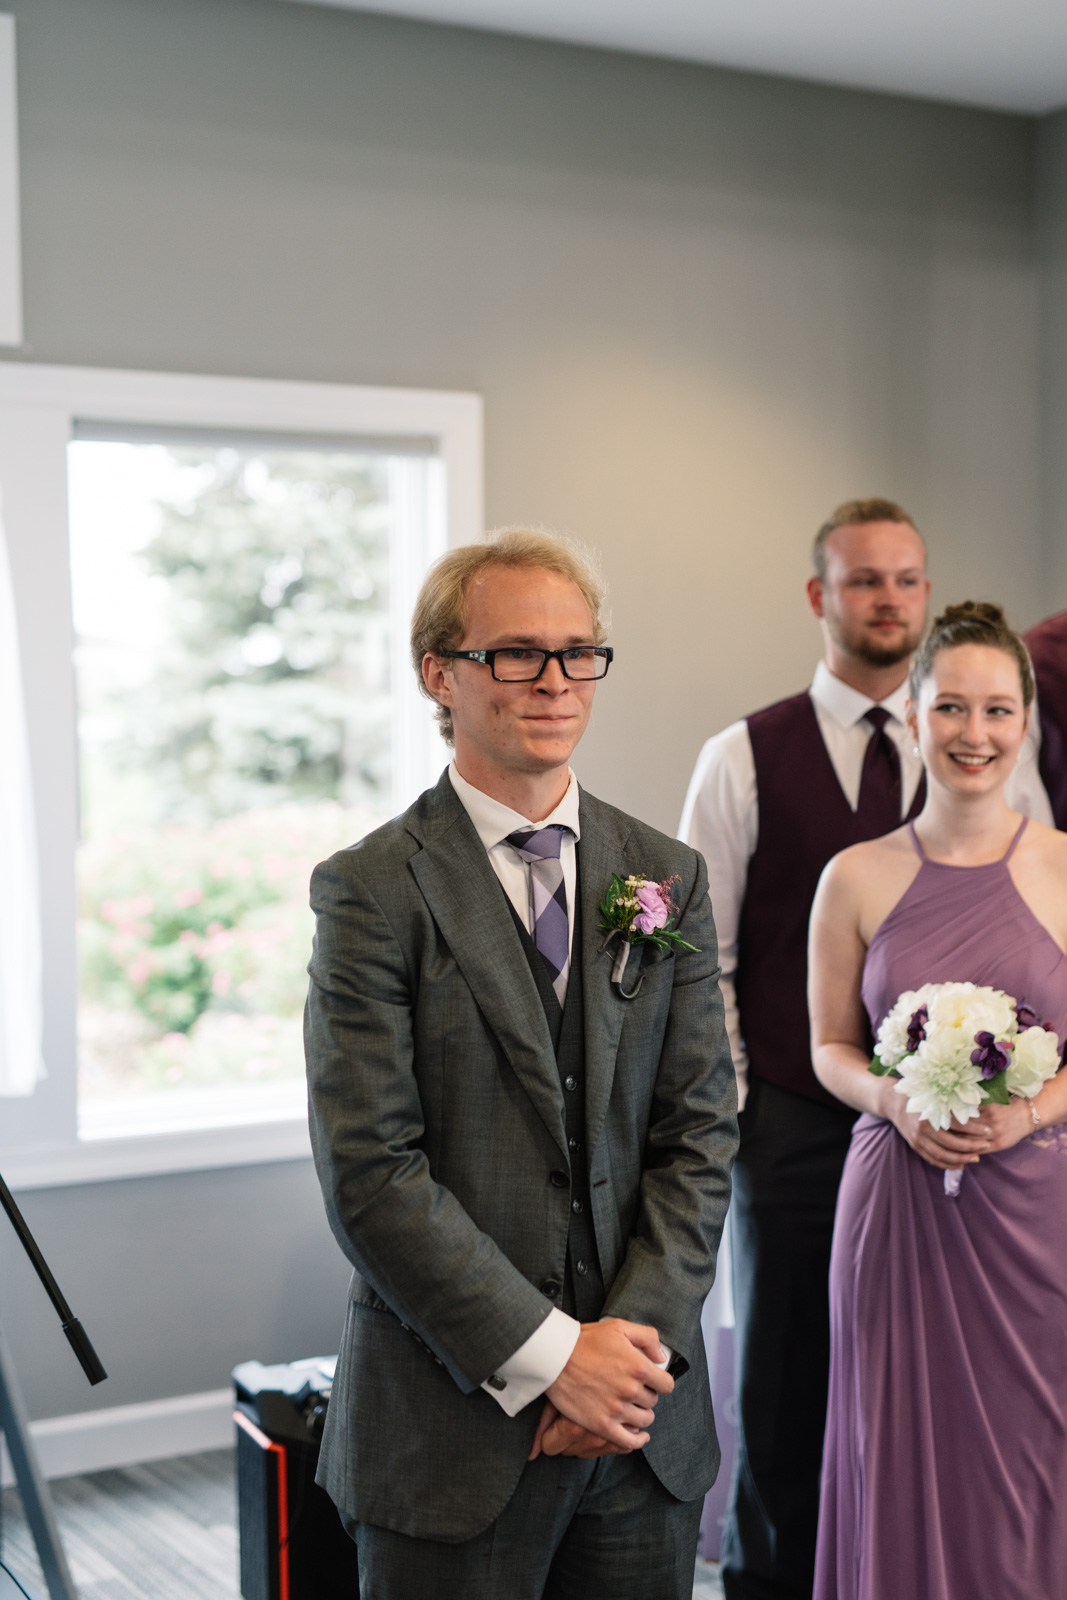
[528,1317,673,1463]
[889,1091,1036,1170]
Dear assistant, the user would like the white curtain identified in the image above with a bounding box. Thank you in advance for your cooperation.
[0,498,43,1095]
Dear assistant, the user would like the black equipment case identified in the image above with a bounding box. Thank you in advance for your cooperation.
[232,1356,358,1600]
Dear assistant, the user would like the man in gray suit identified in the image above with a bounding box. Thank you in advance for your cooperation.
[305,529,737,1598]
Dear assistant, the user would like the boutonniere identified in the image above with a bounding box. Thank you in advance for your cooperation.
[598,874,700,999]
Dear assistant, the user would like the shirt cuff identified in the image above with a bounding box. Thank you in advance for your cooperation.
[480,1308,580,1418]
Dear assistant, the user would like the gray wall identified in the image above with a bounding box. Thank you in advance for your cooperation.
[1038,108,1067,603]
[2,0,1051,1420]
[11,0,1043,823]
[1,1161,349,1421]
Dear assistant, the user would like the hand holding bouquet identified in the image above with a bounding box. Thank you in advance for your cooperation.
[869,982,1062,1193]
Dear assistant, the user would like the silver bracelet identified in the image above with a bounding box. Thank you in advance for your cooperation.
[1029,1099,1043,1130]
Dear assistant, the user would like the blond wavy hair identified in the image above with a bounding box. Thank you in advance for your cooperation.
[411,527,608,745]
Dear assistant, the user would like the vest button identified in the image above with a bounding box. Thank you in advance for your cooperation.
[564,1075,578,1092]
[571,1199,583,1214]
[549,1170,569,1188]
[568,1137,582,1152]
[540,1278,561,1298]
[575,1260,588,1275]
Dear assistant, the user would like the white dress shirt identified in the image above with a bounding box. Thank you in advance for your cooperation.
[1008,702,1055,827]
[448,763,583,1417]
[678,664,921,1109]
[449,763,672,1416]
[678,662,1055,1111]
[448,762,580,969]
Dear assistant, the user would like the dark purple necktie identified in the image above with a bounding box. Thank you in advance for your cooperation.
[856,706,902,835]
[505,825,571,1003]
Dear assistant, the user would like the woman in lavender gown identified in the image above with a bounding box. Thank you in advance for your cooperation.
[807,602,1067,1600]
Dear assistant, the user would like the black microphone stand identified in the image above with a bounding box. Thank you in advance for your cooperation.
[0,1169,107,1600]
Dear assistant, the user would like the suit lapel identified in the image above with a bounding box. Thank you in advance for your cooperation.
[408,777,567,1158]
[577,792,631,1162]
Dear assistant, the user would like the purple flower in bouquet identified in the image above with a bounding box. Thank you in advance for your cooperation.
[906,1005,929,1053]
[870,982,1065,1199]
[633,882,670,936]
[970,1031,1013,1079]
[1016,1000,1055,1034]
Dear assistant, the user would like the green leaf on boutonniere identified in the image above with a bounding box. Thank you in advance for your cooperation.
[598,871,700,955]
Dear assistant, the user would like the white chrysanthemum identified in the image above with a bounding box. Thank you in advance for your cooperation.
[894,1033,985,1130]
[875,985,937,1068]
[1005,1026,1061,1098]
[925,983,1016,1054]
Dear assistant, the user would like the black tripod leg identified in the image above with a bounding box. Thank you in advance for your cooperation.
[0,1320,77,1600]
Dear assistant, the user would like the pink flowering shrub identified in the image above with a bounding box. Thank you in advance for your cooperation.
[78,801,380,1092]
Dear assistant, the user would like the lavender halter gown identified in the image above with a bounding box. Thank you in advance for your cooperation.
[813,819,1067,1600]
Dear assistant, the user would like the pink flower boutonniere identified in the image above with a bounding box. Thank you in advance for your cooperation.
[598,873,699,998]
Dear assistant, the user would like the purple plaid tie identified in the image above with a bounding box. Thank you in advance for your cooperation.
[505,825,572,1004]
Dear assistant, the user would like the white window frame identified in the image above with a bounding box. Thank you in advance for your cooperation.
[0,16,23,348]
[0,364,482,1191]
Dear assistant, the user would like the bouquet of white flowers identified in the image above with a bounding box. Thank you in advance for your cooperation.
[869,982,1062,1194]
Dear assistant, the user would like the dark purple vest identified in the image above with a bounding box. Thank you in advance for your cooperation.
[1025,612,1067,832]
[736,692,925,1106]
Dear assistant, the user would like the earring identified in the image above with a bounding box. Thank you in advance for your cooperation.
[912,745,920,757]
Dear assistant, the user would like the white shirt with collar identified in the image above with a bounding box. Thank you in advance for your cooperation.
[448,761,581,968]
[678,662,922,1110]
[448,763,671,1418]
[448,763,582,1418]
[1009,702,1055,827]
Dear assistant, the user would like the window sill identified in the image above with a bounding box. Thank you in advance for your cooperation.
[0,1116,312,1192]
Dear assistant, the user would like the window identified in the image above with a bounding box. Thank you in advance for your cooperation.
[0,367,481,1187]
[71,433,432,1139]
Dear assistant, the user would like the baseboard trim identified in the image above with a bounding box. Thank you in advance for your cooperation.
[0,1388,233,1487]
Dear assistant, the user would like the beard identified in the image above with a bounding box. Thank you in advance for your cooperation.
[828,614,924,669]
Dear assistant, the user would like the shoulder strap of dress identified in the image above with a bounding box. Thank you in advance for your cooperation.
[906,820,929,863]
[1003,815,1029,862]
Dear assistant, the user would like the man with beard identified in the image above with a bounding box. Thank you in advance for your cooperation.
[679,499,930,1600]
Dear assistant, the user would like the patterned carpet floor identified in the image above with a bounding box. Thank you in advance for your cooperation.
[1,1448,724,1598]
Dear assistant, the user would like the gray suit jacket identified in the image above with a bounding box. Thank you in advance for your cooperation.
[305,771,738,1542]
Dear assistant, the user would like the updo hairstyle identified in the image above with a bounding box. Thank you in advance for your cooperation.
[909,601,1034,709]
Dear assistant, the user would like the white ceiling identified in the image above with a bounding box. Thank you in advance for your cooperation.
[286,0,1067,115]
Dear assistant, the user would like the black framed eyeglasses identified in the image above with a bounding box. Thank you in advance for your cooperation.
[440,646,613,682]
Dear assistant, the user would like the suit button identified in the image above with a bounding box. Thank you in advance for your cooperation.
[540,1278,561,1298]
[576,1260,588,1275]
[564,1076,578,1092]
[571,1199,583,1214]
[549,1170,569,1188]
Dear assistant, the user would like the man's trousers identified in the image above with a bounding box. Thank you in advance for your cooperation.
[720,1077,857,1600]
[349,1448,702,1600]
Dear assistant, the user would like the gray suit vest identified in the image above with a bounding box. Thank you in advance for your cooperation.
[505,866,604,1322]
